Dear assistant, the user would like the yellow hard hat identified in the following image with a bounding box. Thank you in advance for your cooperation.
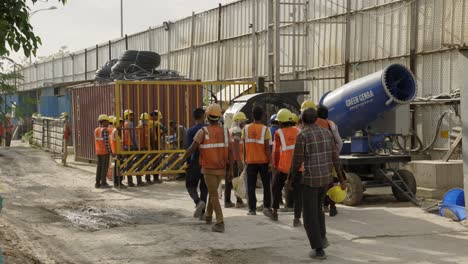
[276,108,292,123]
[140,112,149,120]
[5,113,11,118]
[233,112,247,122]
[151,110,163,119]
[61,112,68,118]
[98,114,110,122]
[291,113,299,124]
[123,109,134,119]
[206,103,222,117]
[327,185,348,203]
[301,100,317,112]
[109,115,116,124]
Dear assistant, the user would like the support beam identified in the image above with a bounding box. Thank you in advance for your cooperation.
[458,49,468,210]
[344,0,351,83]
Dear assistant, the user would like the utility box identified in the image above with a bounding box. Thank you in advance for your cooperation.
[368,104,410,135]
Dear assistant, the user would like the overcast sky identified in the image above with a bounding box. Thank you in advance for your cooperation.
[13,0,232,63]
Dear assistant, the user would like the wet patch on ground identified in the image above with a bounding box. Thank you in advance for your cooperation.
[54,203,185,231]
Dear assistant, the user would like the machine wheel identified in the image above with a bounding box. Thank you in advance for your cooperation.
[343,172,364,206]
[392,169,417,202]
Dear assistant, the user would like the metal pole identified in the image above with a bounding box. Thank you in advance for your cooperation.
[274,0,280,92]
[344,0,351,84]
[216,3,222,81]
[120,0,123,37]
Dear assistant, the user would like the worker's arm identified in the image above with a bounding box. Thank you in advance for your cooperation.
[288,133,305,189]
[329,121,343,154]
[264,128,272,170]
[227,132,234,182]
[272,131,281,169]
[103,128,114,156]
[330,132,346,189]
[178,129,203,165]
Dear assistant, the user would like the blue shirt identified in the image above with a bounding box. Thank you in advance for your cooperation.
[186,123,205,163]
[270,125,279,141]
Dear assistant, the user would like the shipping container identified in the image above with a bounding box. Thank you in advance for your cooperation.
[72,82,203,162]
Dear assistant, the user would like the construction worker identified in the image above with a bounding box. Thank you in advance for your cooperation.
[138,113,151,150]
[5,113,13,147]
[316,105,344,217]
[290,107,346,260]
[95,114,113,188]
[269,114,279,145]
[179,103,233,233]
[271,109,304,227]
[242,106,273,217]
[124,109,143,187]
[225,112,248,208]
[301,100,317,112]
[110,117,126,188]
[148,110,167,184]
[184,108,208,220]
[61,112,71,166]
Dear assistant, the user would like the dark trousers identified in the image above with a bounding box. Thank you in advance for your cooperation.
[302,185,327,250]
[246,163,271,211]
[272,171,288,209]
[113,158,124,186]
[96,154,110,185]
[5,132,11,147]
[292,172,303,219]
[186,161,208,206]
[225,162,243,204]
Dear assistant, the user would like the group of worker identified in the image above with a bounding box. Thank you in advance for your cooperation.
[178,100,346,260]
[93,100,346,259]
[94,109,185,188]
[0,113,13,147]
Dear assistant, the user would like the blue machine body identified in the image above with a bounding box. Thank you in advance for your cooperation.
[320,64,416,139]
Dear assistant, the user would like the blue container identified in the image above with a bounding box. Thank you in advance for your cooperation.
[439,204,466,221]
[442,188,465,206]
[319,64,416,138]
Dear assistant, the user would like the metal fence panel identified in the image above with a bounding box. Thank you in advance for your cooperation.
[194,9,219,45]
[128,31,150,51]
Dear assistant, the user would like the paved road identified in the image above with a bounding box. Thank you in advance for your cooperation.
[0,145,467,263]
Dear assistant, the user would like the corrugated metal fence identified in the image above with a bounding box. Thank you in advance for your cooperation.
[16,0,467,154]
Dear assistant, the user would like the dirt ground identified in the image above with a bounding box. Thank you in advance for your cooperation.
[1,144,468,264]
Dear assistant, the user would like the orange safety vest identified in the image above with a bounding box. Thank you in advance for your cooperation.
[123,121,133,148]
[315,118,330,129]
[244,123,268,164]
[137,124,150,150]
[199,126,229,169]
[95,127,110,155]
[110,129,123,155]
[229,127,244,161]
[276,127,301,173]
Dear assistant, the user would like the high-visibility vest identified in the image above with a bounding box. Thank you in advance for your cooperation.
[229,126,243,161]
[276,127,301,173]
[108,125,115,137]
[315,118,330,129]
[110,129,123,155]
[244,123,268,164]
[199,126,229,169]
[137,124,150,150]
[123,121,133,148]
[95,127,109,155]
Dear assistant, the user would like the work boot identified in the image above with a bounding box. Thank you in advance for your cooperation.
[199,212,206,221]
[270,211,278,221]
[212,222,225,233]
[101,183,112,189]
[323,205,330,213]
[95,183,101,189]
[146,179,153,185]
[225,202,235,208]
[114,184,127,189]
[293,218,302,227]
[263,208,273,218]
[194,201,206,218]
[235,202,247,208]
[247,210,256,216]
[137,182,147,187]
[329,206,338,217]
[310,249,327,260]
[205,215,213,224]
[128,182,136,187]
